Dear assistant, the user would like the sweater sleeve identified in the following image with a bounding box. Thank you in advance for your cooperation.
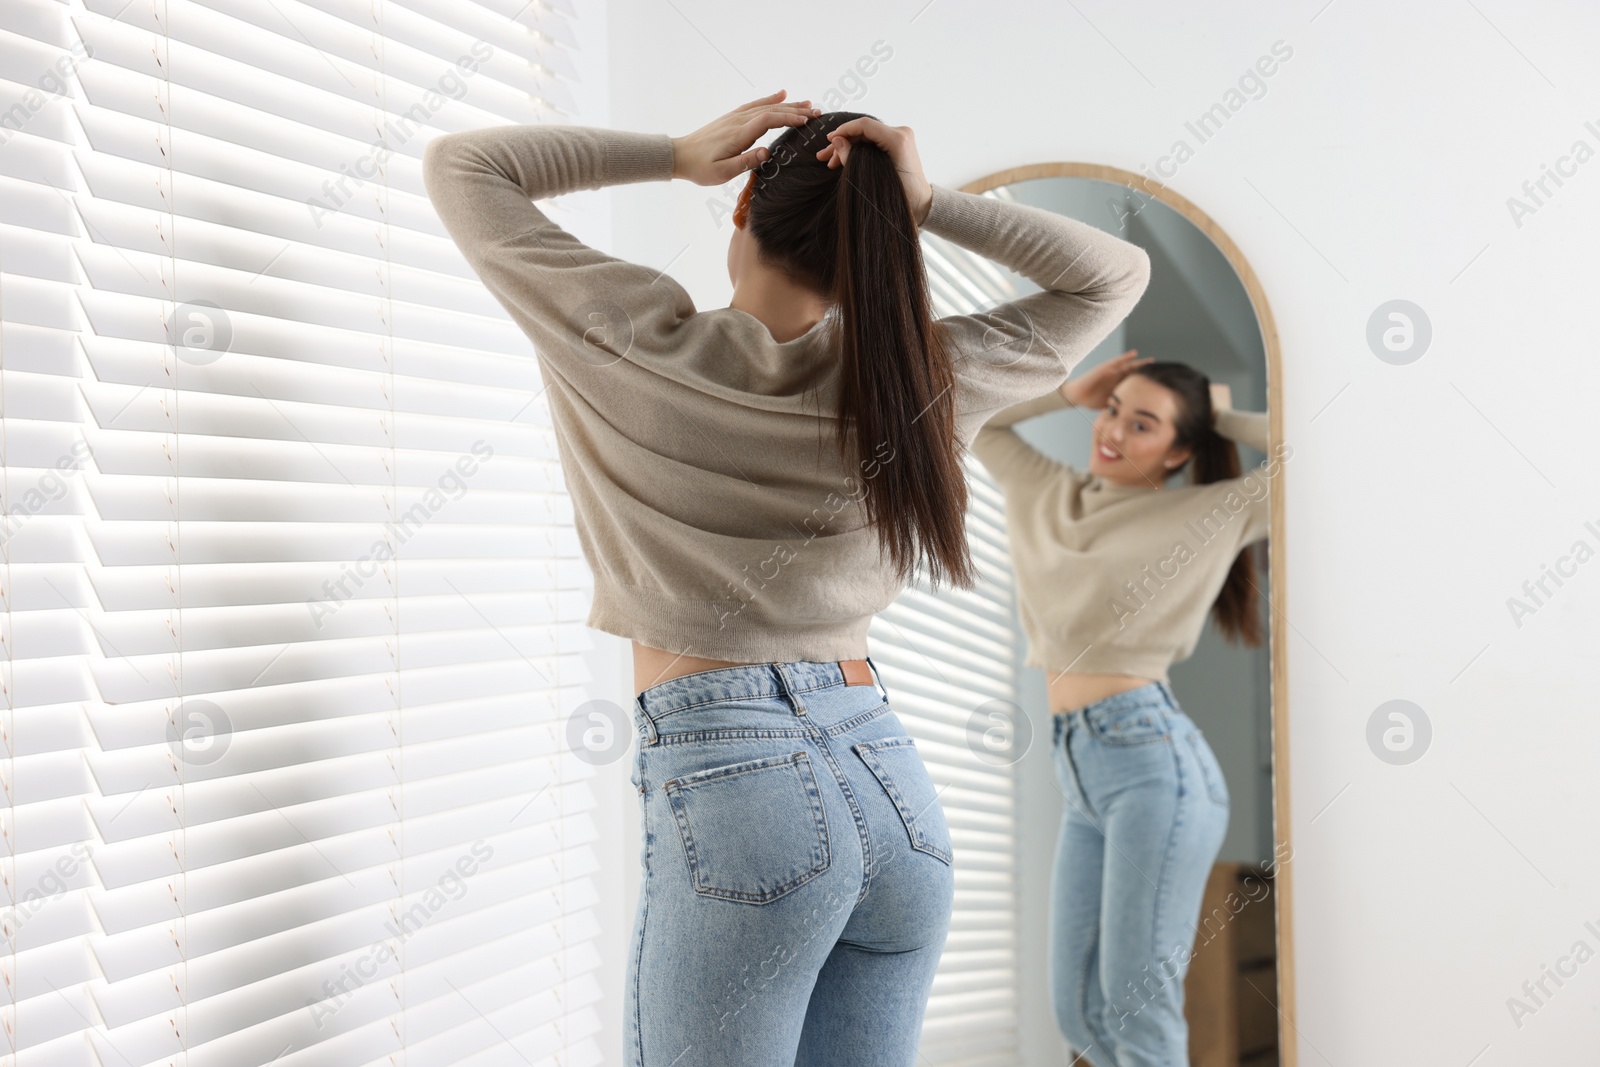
[920,184,1151,428]
[421,123,683,375]
[970,386,1079,490]
[1209,409,1273,544]
[1214,408,1270,455]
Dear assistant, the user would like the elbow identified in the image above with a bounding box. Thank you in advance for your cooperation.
[421,133,473,194]
[421,137,450,197]
[1080,244,1151,311]
[1122,245,1153,301]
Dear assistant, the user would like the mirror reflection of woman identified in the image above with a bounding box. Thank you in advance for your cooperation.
[973,349,1275,1066]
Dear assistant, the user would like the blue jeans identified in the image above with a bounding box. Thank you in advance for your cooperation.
[1049,681,1230,1066]
[624,659,956,1066]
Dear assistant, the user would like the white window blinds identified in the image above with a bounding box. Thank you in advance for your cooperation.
[2,1,607,1063]
[868,225,1032,1066]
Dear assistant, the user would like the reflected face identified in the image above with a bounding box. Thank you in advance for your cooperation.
[1089,373,1194,487]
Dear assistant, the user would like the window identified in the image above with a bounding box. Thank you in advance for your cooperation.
[1,1,606,1061]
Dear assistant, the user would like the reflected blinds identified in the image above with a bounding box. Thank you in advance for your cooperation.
[876,220,1033,1066]
[2,0,605,1063]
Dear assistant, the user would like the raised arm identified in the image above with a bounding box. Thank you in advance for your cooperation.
[969,383,1077,489]
[422,123,684,373]
[920,186,1151,432]
[1207,389,1274,544]
[1214,408,1270,455]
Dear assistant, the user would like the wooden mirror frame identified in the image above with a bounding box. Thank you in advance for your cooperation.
[958,162,1297,1065]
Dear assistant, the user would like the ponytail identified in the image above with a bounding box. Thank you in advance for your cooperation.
[746,113,974,589]
[1132,363,1265,648]
[833,138,971,587]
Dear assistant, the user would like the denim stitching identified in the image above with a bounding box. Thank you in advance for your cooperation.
[666,749,811,789]
[640,667,868,719]
[665,751,831,904]
[1079,919,1115,1063]
[1138,736,1187,1063]
[650,688,786,718]
[777,662,875,910]
[822,699,889,736]
[648,700,887,746]
[1058,721,1095,820]
[631,768,651,1066]
[653,727,814,745]
[852,738,953,866]
[1186,731,1229,806]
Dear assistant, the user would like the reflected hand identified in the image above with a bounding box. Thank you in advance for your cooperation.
[1062,349,1153,408]
[1209,382,1233,416]
[671,89,821,187]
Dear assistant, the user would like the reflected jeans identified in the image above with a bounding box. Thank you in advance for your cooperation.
[1049,681,1230,1067]
[624,659,956,1066]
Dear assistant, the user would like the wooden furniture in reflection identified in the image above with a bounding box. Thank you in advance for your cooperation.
[1183,861,1280,1066]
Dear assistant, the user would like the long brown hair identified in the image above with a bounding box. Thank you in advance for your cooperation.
[1132,362,1265,647]
[742,112,972,588]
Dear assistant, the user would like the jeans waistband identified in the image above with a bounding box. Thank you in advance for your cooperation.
[634,657,885,722]
[1054,680,1177,730]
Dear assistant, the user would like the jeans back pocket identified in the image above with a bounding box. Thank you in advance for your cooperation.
[852,736,953,866]
[664,751,831,904]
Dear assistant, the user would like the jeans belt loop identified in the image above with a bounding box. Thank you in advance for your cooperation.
[634,695,658,746]
[774,661,804,716]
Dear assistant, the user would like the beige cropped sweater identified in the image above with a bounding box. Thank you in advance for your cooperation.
[422,123,1151,662]
[974,389,1280,681]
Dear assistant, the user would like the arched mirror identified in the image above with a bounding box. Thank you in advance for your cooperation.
[920,165,1295,1066]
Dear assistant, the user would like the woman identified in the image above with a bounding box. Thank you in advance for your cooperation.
[424,91,1150,1065]
[973,349,1280,1066]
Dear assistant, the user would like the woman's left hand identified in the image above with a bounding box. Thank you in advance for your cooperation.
[671,90,821,187]
[1209,382,1233,415]
[1062,349,1152,408]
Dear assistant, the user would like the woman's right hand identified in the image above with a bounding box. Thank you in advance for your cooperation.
[1061,349,1153,408]
[815,117,933,226]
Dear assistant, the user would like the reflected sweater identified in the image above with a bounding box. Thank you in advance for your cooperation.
[422,123,1151,662]
[973,390,1280,681]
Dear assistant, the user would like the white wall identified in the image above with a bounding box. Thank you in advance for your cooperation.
[601,1,1600,1063]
